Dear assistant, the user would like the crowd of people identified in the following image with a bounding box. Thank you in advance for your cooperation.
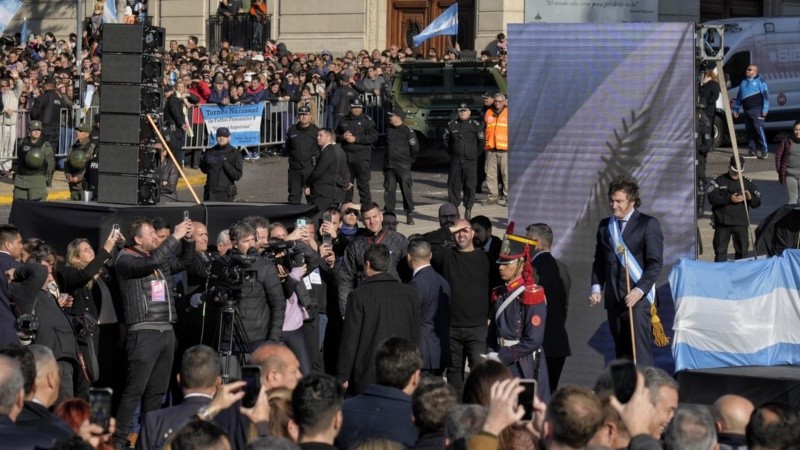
[0,180,799,450]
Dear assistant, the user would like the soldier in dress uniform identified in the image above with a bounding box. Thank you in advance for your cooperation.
[485,223,550,401]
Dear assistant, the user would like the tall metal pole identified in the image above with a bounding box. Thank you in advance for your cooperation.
[75,0,84,125]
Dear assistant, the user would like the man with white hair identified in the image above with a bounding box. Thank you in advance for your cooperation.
[0,354,56,447]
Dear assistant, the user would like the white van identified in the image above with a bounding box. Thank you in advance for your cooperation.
[705,17,800,147]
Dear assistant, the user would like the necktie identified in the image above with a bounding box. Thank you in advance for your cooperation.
[618,219,626,233]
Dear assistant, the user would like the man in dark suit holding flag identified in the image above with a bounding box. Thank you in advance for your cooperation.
[589,176,665,367]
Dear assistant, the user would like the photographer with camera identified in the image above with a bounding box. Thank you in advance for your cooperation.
[266,222,325,375]
[112,217,196,449]
[214,221,285,351]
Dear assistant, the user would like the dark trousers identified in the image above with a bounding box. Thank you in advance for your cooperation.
[744,108,768,153]
[288,168,312,204]
[476,150,486,193]
[713,225,749,261]
[546,356,566,394]
[607,305,653,367]
[283,327,312,375]
[448,158,477,208]
[57,359,89,404]
[204,185,235,202]
[447,325,488,394]
[383,167,414,212]
[114,328,176,445]
[170,129,185,166]
[346,159,371,204]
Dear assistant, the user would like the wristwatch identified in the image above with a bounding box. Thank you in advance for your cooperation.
[196,405,216,421]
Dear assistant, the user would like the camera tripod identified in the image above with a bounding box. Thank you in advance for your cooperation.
[216,297,253,382]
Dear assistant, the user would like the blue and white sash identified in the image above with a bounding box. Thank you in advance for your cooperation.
[608,218,655,304]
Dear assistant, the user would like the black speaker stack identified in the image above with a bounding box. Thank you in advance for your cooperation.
[97,23,165,205]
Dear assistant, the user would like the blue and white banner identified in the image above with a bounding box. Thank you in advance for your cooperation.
[0,0,23,34]
[200,103,265,147]
[669,250,800,371]
[412,3,458,47]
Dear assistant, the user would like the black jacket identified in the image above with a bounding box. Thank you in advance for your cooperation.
[17,401,75,441]
[384,123,419,169]
[285,123,320,170]
[0,252,23,347]
[200,143,243,188]
[30,88,64,128]
[306,143,350,202]
[115,237,195,326]
[11,263,79,362]
[708,173,762,227]
[336,114,378,162]
[408,265,451,371]
[532,251,572,358]
[337,229,408,316]
[444,118,485,161]
[337,272,421,395]
[163,94,186,128]
[225,250,286,343]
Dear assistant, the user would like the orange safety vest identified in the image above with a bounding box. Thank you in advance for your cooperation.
[484,107,508,151]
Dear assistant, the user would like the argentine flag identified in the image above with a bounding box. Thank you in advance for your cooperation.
[104,0,118,24]
[669,250,800,371]
[412,3,458,48]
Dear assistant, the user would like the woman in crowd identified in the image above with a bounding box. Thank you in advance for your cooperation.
[60,230,120,385]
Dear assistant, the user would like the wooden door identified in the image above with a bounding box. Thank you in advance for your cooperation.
[388,0,476,56]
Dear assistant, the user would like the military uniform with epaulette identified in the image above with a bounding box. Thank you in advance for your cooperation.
[444,104,485,217]
[707,156,762,261]
[486,231,550,401]
[12,121,55,201]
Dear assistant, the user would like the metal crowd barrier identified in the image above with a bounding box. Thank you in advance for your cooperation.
[182,93,386,152]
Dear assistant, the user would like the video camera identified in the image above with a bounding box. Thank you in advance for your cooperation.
[206,251,259,303]
[262,239,306,270]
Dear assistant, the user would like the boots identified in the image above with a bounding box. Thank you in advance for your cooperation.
[465,208,472,220]
[406,211,415,225]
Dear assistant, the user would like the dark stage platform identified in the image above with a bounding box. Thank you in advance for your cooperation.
[9,200,315,254]
[677,366,800,408]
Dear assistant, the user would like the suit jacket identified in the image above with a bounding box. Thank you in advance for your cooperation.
[408,266,451,370]
[591,210,663,309]
[306,143,350,202]
[0,252,23,346]
[532,252,571,358]
[16,401,75,441]
[336,384,419,450]
[137,395,211,450]
[337,273,421,395]
[0,414,56,450]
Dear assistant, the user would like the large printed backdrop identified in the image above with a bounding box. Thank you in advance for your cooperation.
[507,23,696,386]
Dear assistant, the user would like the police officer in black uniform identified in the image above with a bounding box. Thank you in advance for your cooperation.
[707,155,762,261]
[285,105,320,204]
[11,120,55,201]
[336,98,378,205]
[200,127,243,201]
[65,123,96,201]
[444,103,485,220]
[29,77,64,152]
[383,108,419,225]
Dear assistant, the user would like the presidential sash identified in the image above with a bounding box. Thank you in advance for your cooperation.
[608,217,655,304]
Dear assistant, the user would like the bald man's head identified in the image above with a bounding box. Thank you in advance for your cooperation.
[250,343,303,391]
[712,394,754,435]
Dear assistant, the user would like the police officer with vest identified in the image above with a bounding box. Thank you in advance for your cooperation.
[285,105,320,204]
[336,98,378,204]
[200,127,243,201]
[11,120,55,201]
[707,155,762,261]
[384,108,419,225]
[65,123,95,201]
[444,103,485,220]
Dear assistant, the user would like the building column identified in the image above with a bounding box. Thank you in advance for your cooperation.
[475,0,524,52]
